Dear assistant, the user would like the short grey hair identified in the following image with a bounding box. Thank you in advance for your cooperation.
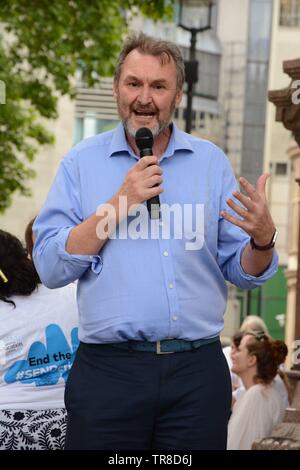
[114,32,185,91]
[240,315,269,335]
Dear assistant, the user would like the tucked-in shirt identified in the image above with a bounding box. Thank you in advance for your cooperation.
[33,123,278,344]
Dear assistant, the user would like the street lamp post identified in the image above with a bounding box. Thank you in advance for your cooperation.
[178,0,213,134]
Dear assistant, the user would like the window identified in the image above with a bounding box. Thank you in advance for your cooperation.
[73,117,118,145]
[181,47,220,100]
[280,0,300,27]
[269,161,289,176]
[74,77,119,144]
[275,163,288,175]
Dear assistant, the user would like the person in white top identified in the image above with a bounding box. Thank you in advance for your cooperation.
[223,315,289,409]
[227,331,288,450]
[0,229,79,450]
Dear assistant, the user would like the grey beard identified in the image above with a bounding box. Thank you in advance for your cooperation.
[122,117,170,139]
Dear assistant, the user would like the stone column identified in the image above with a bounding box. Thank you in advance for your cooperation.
[269,58,300,366]
[285,145,300,367]
[253,59,300,450]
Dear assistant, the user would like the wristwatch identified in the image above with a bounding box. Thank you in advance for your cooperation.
[250,229,278,251]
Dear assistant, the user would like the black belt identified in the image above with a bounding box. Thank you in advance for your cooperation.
[109,336,219,355]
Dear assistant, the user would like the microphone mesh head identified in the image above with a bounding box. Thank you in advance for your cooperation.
[135,127,153,151]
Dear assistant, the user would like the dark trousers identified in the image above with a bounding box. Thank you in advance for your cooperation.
[64,340,231,450]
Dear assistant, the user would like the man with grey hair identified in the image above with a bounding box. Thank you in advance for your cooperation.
[33,33,278,449]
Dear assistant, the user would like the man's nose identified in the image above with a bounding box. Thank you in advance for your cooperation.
[137,85,152,105]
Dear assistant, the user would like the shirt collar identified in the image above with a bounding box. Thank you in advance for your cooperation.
[161,122,194,161]
[108,123,135,158]
[108,122,194,160]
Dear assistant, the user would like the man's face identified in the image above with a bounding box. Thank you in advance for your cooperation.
[114,50,182,138]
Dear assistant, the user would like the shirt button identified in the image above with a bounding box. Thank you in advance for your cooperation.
[169,283,174,289]
[159,221,164,227]
[163,251,169,257]
[89,256,93,260]
[172,316,178,321]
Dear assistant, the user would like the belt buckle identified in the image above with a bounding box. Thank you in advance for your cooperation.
[156,340,174,355]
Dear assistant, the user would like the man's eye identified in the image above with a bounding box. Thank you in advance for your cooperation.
[154,85,164,90]
[128,82,139,87]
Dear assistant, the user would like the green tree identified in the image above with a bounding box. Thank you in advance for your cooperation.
[0,0,173,212]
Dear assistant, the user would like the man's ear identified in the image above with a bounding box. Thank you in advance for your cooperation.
[175,89,183,107]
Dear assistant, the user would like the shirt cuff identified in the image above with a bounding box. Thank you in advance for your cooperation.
[55,226,103,274]
[235,240,279,285]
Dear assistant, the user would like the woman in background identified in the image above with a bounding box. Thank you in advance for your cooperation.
[0,228,78,450]
[227,331,288,450]
[223,315,289,408]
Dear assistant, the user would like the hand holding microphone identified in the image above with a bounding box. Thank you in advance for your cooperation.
[135,127,161,219]
[117,127,163,218]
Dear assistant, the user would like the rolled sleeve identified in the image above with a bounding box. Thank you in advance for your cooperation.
[56,227,103,275]
[232,241,279,289]
[34,225,103,289]
[33,151,103,289]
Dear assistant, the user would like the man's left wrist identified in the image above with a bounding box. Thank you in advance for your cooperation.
[250,229,278,251]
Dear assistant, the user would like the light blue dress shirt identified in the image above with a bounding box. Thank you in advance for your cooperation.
[33,123,278,343]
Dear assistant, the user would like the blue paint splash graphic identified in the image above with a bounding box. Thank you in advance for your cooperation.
[4,324,79,387]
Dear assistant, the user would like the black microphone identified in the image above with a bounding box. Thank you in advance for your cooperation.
[135,127,160,219]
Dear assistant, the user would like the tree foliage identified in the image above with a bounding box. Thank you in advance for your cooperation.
[0,0,173,212]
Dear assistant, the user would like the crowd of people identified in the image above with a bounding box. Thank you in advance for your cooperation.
[0,32,290,450]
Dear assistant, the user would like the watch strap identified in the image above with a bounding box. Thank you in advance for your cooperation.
[250,229,277,251]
